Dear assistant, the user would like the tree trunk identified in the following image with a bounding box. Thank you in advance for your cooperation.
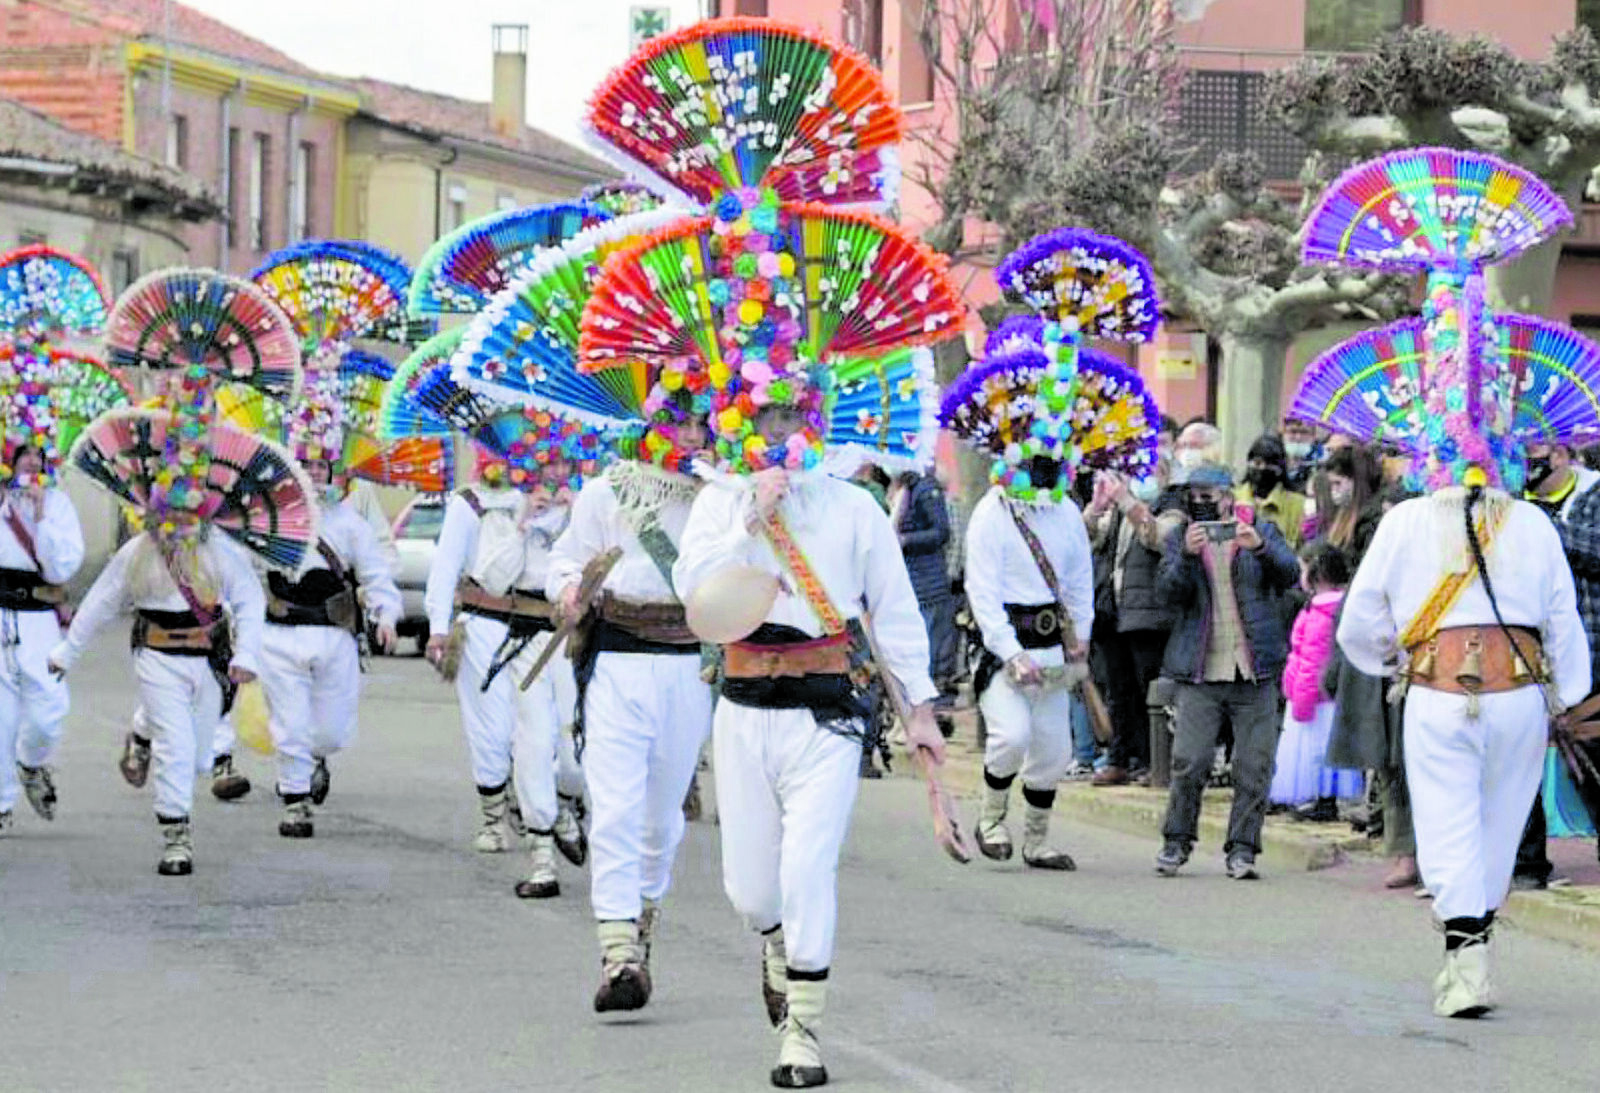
[1485,235,1562,315]
[1214,330,1292,469]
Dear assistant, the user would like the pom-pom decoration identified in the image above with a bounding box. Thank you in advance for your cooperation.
[940,344,1160,502]
[251,240,420,358]
[69,408,319,570]
[1302,148,1572,273]
[982,315,1045,357]
[104,268,303,400]
[407,202,609,317]
[50,350,133,458]
[581,181,666,217]
[0,245,111,340]
[472,405,617,493]
[0,339,67,478]
[585,17,902,209]
[994,229,1161,342]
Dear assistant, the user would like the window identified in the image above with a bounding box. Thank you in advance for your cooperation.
[1304,0,1410,52]
[110,249,139,295]
[496,191,518,213]
[291,141,314,241]
[898,0,935,105]
[447,182,468,231]
[731,0,767,13]
[224,127,239,248]
[166,114,188,169]
[17,230,46,246]
[250,133,270,250]
[841,0,883,66]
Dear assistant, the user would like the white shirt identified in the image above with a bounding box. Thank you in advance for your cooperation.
[424,486,568,635]
[281,500,403,628]
[673,473,938,706]
[964,487,1095,666]
[0,488,84,585]
[1338,495,1591,709]
[546,469,697,606]
[52,531,266,675]
[345,479,400,569]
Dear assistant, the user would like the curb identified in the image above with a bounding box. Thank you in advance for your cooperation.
[1504,886,1600,952]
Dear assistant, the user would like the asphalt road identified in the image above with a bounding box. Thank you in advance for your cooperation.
[4,636,1600,1093]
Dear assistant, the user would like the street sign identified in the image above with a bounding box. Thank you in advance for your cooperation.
[630,6,671,49]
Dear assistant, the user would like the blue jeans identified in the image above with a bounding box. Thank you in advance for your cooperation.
[1070,693,1096,765]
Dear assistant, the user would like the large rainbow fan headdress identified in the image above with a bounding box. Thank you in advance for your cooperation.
[565,18,962,475]
[0,246,120,481]
[386,329,615,493]
[944,229,1163,502]
[86,267,316,566]
[408,202,611,318]
[1290,148,1600,493]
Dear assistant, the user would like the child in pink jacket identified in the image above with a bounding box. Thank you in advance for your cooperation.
[1270,540,1364,818]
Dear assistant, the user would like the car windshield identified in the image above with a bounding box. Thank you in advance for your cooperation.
[398,504,445,541]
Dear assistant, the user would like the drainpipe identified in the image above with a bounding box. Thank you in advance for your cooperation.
[286,96,309,242]
[218,80,239,267]
[433,143,458,240]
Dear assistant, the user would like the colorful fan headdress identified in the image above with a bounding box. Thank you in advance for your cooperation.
[0,246,117,481]
[1291,148,1598,493]
[386,329,615,492]
[574,19,963,475]
[70,407,317,568]
[252,240,425,359]
[581,181,666,217]
[962,228,1163,500]
[408,202,610,318]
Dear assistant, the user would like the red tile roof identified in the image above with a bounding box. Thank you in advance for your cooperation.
[42,0,320,77]
[351,78,613,179]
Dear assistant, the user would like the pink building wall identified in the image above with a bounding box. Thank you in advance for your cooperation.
[1422,0,1574,60]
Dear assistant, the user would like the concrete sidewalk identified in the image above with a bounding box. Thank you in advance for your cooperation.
[927,730,1600,952]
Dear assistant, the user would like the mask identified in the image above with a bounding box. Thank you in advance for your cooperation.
[1188,497,1220,522]
[1132,478,1160,504]
[1176,449,1204,470]
[1328,481,1353,507]
[1284,441,1312,460]
[1246,467,1281,496]
[1028,456,1062,491]
[1525,457,1554,490]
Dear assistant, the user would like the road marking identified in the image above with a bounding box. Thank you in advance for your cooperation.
[833,1035,979,1093]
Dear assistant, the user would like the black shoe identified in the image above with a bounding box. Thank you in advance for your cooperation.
[858,752,882,780]
[514,877,560,899]
[309,758,331,806]
[771,1064,829,1088]
[278,801,314,839]
[210,755,251,801]
[1510,872,1549,892]
[593,965,652,1013]
[1291,798,1339,824]
[1154,839,1189,877]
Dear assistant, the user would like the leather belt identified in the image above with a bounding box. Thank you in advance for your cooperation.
[1005,602,1062,651]
[1405,625,1547,695]
[456,582,557,623]
[134,620,223,653]
[597,593,695,646]
[724,634,852,680]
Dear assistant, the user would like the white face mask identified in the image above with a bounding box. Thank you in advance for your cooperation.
[1132,478,1160,503]
[1285,441,1312,460]
[1176,448,1204,470]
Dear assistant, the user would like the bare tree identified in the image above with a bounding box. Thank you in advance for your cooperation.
[1267,25,1600,314]
[915,0,1401,462]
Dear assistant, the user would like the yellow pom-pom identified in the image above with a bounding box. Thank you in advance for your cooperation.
[708,362,732,389]
[717,407,745,434]
[661,368,685,391]
[1463,465,1489,488]
[743,434,767,457]
[738,299,764,325]
[777,253,795,277]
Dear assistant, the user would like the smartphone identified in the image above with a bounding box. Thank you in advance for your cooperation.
[1196,520,1237,542]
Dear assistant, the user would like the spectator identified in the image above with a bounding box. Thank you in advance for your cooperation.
[1172,421,1223,480]
[1157,416,1180,465]
[1153,464,1301,879]
[1083,459,1181,785]
[1515,442,1600,888]
[890,469,959,717]
[1282,419,1322,493]
[1319,445,1385,558]
[1235,434,1307,552]
[1270,540,1363,821]
[1324,478,1419,888]
[851,463,892,512]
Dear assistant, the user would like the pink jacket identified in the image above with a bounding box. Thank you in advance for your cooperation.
[1282,590,1344,721]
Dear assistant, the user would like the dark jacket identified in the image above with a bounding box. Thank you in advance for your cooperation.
[1093,507,1175,634]
[1156,517,1301,683]
[896,473,952,604]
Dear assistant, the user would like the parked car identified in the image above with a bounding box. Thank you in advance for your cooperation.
[392,496,446,653]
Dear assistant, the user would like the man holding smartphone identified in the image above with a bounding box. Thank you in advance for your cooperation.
[1153,464,1300,879]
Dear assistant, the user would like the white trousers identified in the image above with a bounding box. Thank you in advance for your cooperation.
[1405,686,1547,921]
[714,701,862,973]
[0,609,67,812]
[454,615,582,832]
[135,649,223,819]
[584,651,711,921]
[261,623,361,797]
[979,673,1074,789]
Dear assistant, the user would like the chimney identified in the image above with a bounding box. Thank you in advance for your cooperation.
[490,24,528,138]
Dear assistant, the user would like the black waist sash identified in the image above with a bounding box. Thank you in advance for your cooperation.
[720,623,868,722]
[0,567,55,612]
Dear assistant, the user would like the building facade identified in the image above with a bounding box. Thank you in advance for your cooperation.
[0,0,357,276]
